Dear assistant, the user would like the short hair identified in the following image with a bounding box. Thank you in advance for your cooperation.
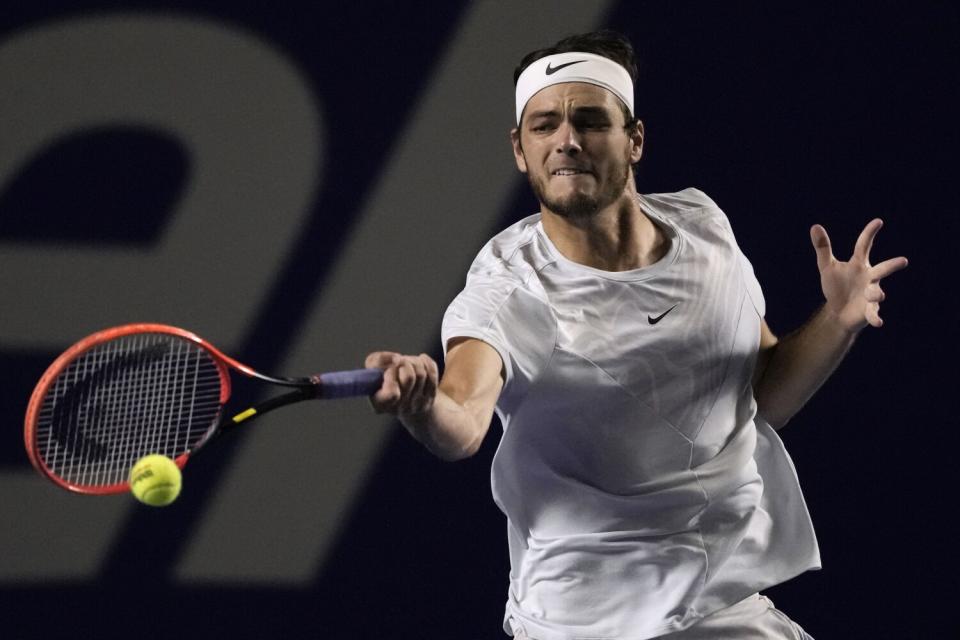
[513,30,640,128]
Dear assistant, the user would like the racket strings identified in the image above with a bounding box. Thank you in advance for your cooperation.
[34,333,224,488]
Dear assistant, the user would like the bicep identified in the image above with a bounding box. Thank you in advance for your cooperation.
[440,337,504,432]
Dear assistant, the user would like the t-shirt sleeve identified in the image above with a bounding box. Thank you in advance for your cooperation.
[737,248,767,318]
[441,275,518,384]
[441,272,556,395]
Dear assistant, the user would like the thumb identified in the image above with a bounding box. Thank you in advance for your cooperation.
[810,224,834,271]
[370,364,401,412]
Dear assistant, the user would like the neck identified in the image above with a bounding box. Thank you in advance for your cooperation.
[540,183,668,271]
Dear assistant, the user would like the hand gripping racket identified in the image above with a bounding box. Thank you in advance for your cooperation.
[23,323,383,495]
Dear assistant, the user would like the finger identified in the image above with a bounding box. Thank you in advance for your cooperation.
[865,302,883,328]
[853,218,883,263]
[370,365,401,413]
[870,256,908,281]
[423,354,440,391]
[413,355,439,413]
[395,359,418,398]
[400,357,428,413]
[365,351,401,369]
[810,224,834,271]
[864,283,885,303]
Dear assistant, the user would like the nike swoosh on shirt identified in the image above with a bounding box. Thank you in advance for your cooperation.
[648,304,678,325]
[545,60,586,75]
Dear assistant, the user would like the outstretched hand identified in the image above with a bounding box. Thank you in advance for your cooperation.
[810,218,908,333]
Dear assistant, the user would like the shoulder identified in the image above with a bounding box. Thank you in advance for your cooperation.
[642,187,727,222]
[466,213,545,284]
[446,213,552,324]
[443,214,557,391]
[642,186,719,211]
[642,187,737,240]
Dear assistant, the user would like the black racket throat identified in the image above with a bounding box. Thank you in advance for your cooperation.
[244,369,311,388]
[229,386,316,426]
[191,387,315,457]
[190,370,334,457]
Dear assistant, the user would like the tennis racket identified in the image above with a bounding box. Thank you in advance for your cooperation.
[24,323,383,495]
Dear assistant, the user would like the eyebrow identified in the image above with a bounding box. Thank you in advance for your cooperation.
[527,105,611,120]
[572,106,610,117]
[526,109,559,120]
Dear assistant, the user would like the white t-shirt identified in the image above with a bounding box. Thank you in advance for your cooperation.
[441,188,820,640]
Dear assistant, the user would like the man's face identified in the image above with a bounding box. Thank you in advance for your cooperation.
[511,82,643,219]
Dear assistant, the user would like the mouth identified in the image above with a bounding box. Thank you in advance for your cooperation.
[551,168,592,177]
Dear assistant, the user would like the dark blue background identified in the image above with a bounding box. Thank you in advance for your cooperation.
[1,2,956,637]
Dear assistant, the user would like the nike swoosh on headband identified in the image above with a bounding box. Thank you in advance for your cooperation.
[545,60,587,75]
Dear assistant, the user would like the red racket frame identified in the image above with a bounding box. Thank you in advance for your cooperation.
[25,324,249,494]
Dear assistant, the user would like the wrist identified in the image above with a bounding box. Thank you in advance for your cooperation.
[819,303,864,338]
[398,405,434,436]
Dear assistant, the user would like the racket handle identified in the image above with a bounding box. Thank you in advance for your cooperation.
[312,368,384,398]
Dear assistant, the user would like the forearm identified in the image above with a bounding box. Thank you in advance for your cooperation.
[367,339,502,461]
[754,305,858,429]
[400,390,488,461]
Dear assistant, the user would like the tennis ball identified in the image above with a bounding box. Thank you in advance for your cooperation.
[129,454,182,507]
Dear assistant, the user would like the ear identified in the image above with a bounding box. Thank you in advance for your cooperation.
[510,128,528,173]
[628,120,644,164]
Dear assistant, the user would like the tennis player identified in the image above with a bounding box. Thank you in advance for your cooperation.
[366,30,907,639]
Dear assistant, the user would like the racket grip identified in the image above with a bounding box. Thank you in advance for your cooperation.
[312,368,384,398]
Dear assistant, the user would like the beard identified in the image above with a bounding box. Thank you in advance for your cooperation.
[527,160,632,220]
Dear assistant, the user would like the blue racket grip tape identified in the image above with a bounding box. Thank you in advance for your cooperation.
[313,368,384,398]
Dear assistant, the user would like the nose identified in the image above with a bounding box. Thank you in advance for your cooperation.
[555,120,582,155]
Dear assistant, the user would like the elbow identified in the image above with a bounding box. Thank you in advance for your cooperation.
[753,382,792,431]
[432,445,476,462]
[434,420,487,462]
[755,402,791,431]
[438,431,484,462]
[761,413,790,431]
[438,445,477,462]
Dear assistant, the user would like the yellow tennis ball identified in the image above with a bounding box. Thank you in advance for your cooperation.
[129,454,182,507]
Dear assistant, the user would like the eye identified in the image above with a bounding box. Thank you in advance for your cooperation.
[572,111,612,130]
[580,118,610,130]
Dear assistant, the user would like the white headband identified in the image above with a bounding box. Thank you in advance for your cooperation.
[515,51,634,125]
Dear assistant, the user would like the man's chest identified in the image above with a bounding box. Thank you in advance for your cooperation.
[541,242,757,426]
